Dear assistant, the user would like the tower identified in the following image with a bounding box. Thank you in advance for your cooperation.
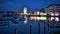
[24,7,27,15]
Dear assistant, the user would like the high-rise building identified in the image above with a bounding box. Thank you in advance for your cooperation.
[24,7,27,15]
[45,4,60,28]
[45,4,60,16]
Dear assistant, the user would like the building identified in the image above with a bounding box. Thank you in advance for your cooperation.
[24,7,27,15]
[45,4,60,28]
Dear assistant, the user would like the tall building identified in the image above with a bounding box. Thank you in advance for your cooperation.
[24,7,27,15]
[45,4,60,16]
[45,4,60,28]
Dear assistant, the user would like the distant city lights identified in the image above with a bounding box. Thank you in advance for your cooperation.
[39,17,47,20]
[0,7,60,24]
[40,12,47,15]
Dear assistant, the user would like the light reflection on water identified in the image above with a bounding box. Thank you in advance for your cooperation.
[0,17,60,34]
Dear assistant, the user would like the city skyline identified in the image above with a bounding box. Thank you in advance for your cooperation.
[0,0,60,34]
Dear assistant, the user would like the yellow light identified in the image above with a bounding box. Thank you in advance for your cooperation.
[40,12,47,15]
[40,12,44,15]
[24,7,27,14]
[50,17,54,20]
[39,17,47,20]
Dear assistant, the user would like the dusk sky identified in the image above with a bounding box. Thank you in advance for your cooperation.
[0,0,60,11]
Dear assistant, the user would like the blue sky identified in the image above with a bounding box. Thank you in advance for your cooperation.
[0,0,60,34]
[0,0,60,11]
